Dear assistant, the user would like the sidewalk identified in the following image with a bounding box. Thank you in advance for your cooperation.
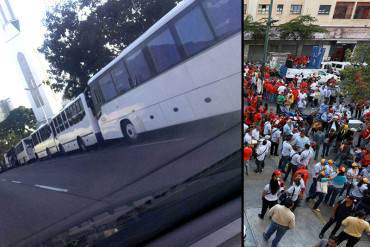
[244,155,370,247]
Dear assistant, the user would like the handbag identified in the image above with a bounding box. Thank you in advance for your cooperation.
[316,180,328,194]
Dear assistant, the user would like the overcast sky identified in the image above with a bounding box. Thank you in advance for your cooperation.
[0,0,59,108]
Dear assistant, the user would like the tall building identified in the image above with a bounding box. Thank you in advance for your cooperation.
[0,98,13,122]
[244,0,370,62]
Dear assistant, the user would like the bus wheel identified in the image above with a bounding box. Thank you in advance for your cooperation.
[121,120,138,143]
[46,148,52,159]
[77,137,87,152]
[59,144,65,155]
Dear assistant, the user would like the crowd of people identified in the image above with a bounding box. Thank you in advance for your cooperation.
[243,63,370,247]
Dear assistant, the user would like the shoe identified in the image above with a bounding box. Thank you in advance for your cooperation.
[263,232,268,241]
[258,214,264,219]
[313,208,320,212]
[254,169,258,173]
[319,233,324,239]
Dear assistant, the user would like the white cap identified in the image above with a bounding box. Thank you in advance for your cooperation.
[264,135,271,139]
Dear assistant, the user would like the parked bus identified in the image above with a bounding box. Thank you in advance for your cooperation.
[52,92,102,153]
[31,123,59,159]
[14,137,36,165]
[87,0,241,142]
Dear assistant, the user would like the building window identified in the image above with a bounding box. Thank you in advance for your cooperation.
[290,4,302,14]
[277,4,284,14]
[333,2,355,19]
[258,4,270,14]
[318,5,331,15]
[354,3,370,19]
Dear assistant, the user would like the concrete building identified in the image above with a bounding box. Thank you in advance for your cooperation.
[244,0,370,62]
[0,98,13,122]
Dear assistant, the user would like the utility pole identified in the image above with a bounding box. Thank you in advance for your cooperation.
[262,0,274,79]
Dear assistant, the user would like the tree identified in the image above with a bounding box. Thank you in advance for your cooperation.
[340,43,370,103]
[40,0,179,100]
[0,107,37,157]
[244,15,267,40]
[278,15,328,56]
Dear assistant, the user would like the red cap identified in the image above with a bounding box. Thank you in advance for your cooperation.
[273,169,282,177]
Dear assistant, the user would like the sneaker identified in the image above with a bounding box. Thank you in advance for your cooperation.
[258,214,264,219]
[319,233,324,239]
[313,208,320,212]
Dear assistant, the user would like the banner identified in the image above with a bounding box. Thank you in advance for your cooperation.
[308,46,326,69]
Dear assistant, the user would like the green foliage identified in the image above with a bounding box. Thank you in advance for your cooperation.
[349,43,370,64]
[278,15,328,41]
[40,0,179,100]
[0,107,37,157]
[340,67,370,103]
[244,15,267,40]
[344,49,353,62]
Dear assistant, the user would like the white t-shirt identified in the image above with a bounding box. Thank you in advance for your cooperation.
[252,128,260,140]
[347,168,359,184]
[256,144,268,161]
[264,183,282,201]
[290,151,301,166]
[282,141,293,156]
[287,180,305,201]
[264,122,272,135]
[271,128,281,143]
[299,149,311,167]
[313,162,325,178]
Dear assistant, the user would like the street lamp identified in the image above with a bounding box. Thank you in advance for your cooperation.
[262,0,274,80]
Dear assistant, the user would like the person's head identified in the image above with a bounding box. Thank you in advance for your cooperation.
[262,140,267,145]
[305,143,310,150]
[321,159,326,165]
[300,131,305,137]
[294,175,301,186]
[355,210,367,219]
[352,162,359,169]
[327,236,337,247]
[327,159,333,166]
[338,166,346,175]
[286,134,293,141]
[282,198,294,209]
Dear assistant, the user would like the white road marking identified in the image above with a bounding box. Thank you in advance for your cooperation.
[34,184,68,192]
[11,180,22,184]
[129,138,185,148]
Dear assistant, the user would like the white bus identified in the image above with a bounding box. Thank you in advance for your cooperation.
[51,92,102,153]
[31,123,59,159]
[87,0,241,142]
[14,137,36,165]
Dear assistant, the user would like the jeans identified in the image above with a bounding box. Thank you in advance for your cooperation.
[271,141,279,156]
[324,186,341,207]
[335,231,360,247]
[313,192,325,209]
[308,177,318,198]
[278,155,290,171]
[255,159,265,173]
[284,164,298,182]
[264,221,289,247]
[320,217,342,237]
[260,197,278,218]
[322,143,331,157]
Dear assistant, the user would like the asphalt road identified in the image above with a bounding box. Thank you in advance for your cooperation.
[0,112,241,247]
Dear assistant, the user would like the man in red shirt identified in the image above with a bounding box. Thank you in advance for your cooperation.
[244,144,253,175]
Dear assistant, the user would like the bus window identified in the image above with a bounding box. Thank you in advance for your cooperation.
[111,61,131,94]
[202,0,240,38]
[174,6,215,57]
[53,118,60,134]
[62,111,69,128]
[125,49,152,86]
[57,115,65,132]
[147,28,182,72]
[31,133,39,146]
[50,121,57,136]
[98,73,117,102]
[24,139,33,148]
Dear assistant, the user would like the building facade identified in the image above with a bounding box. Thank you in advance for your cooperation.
[244,0,370,62]
[0,98,13,122]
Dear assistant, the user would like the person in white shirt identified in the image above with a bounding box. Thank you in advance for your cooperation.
[259,170,283,219]
[264,135,272,155]
[278,135,293,171]
[299,143,311,168]
[270,126,281,156]
[284,145,301,182]
[255,140,269,173]
[264,121,272,136]
[341,163,360,197]
[287,175,305,211]
[278,85,287,95]
[252,127,260,141]
[307,159,327,200]
[244,129,252,145]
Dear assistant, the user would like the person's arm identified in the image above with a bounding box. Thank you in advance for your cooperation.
[289,215,295,229]
[341,217,349,226]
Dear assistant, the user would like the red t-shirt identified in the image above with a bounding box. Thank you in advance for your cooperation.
[244,146,253,161]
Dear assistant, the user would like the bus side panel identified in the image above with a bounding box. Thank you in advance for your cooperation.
[183,34,240,89]
[135,104,168,132]
[159,95,195,126]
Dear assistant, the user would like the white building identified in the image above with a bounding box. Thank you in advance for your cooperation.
[0,98,13,122]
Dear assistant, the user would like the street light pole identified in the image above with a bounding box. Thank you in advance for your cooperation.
[262,0,274,79]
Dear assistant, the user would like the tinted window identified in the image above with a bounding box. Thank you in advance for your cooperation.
[24,139,33,148]
[99,73,117,102]
[126,49,152,85]
[111,61,131,93]
[147,28,182,72]
[31,134,39,146]
[174,6,215,56]
[202,0,241,37]
[62,112,69,128]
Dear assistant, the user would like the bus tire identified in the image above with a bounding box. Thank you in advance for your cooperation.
[59,144,65,155]
[77,137,87,152]
[120,120,138,143]
[46,148,52,159]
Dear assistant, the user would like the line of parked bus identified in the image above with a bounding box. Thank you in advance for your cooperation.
[2,0,241,169]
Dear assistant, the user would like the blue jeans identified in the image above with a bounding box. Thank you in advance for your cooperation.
[264,221,289,247]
